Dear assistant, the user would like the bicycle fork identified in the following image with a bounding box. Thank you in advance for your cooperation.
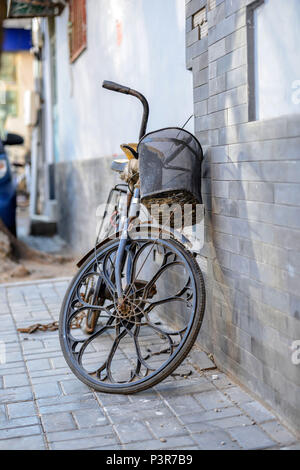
[115,187,140,301]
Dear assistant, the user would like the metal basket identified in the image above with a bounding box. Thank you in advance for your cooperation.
[138,127,203,227]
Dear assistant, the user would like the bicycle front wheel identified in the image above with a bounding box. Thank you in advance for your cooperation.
[59,235,205,394]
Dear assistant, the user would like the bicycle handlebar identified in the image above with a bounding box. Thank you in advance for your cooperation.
[102,81,131,95]
[102,80,149,141]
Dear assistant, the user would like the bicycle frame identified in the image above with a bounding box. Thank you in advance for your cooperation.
[97,184,127,238]
[115,186,140,299]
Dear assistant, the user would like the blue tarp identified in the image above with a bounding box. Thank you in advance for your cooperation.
[2,28,32,51]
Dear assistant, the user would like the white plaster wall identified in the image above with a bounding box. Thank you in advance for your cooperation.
[42,19,54,166]
[54,0,193,162]
[254,0,300,120]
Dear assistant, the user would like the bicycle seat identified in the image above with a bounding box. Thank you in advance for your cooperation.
[120,143,138,160]
[111,158,128,173]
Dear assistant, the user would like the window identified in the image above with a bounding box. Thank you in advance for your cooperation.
[248,0,300,120]
[0,53,17,83]
[192,7,208,40]
[69,0,87,63]
[0,53,18,118]
[4,90,18,117]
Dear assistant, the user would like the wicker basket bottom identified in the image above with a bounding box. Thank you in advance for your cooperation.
[141,190,201,228]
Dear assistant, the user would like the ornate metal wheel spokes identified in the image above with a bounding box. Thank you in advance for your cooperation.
[63,239,197,387]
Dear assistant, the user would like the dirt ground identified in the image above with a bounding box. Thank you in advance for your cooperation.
[0,208,77,284]
[0,256,77,284]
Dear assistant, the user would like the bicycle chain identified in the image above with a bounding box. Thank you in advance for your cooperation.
[17,312,87,334]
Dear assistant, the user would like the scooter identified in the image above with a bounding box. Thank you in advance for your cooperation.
[0,132,24,236]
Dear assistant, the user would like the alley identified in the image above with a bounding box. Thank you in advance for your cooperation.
[0,278,298,450]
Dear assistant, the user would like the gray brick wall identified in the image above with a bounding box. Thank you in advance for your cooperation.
[54,157,119,255]
[186,0,300,435]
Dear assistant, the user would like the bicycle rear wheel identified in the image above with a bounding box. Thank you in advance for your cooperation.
[59,234,205,394]
[85,186,126,334]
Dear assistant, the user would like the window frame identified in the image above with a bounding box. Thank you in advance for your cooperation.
[247,0,265,122]
[69,0,87,64]
[192,7,208,41]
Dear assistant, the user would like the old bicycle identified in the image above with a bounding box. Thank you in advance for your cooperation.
[59,81,206,393]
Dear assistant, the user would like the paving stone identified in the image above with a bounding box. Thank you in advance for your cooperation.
[90,444,124,450]
[0,416,39,430]
[104,402,173,424]
[193,390,232,410]
[205,371,234,389]
[203,415,253,429]
[3,374,29,388]
[164,395,204,416]
[25,351,63,361]
[156,377,213,396]
[49,356,68,369]
[31,375,72,385]
[171,445,200,450]
[281,443,300,450]
[182,421,218,434]
[228,425,276,450]
[145,416,188,438]
[0,334,19,345]
[0,363,26,374]
[60,379,91,395]
[73,408,107,428]
[0,434,45,450]
[0,344,18,357]
[240,401,276,423]
[0,424,41,440]
[0,387,32,403]
[46,425,114,442]
[41,411,76,433]
[114,421,153,444]
[26,358,51,372]
[7,401,36,418]
[29,368,73,380]
[97,394,131,407]
[180,406,242,425]
[223,386,253,404]
[43,339,61,350]
[38,394,98,414]
[0,404,6,422]
[33,382,62,399]
[123,435,197,450]
[260,421,297,446]
[50,434,118,450]
[128,393,161,405]
[191,430,240,450]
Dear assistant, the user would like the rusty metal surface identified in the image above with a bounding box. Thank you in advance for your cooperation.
[17,312,86,334]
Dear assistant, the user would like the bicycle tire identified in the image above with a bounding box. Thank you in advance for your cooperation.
[59,234,205,394]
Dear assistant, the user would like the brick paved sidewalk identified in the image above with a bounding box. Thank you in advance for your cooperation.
[0,278,298,450]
